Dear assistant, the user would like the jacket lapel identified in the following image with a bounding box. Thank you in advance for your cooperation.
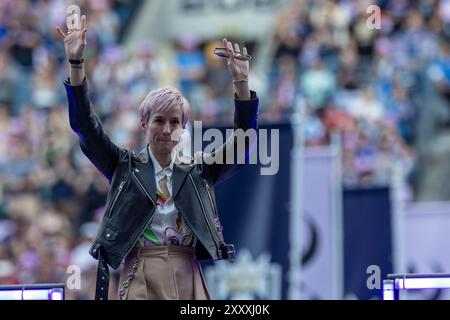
[135,145,194,199]
[172,162,195,198]
[133,146,157,203]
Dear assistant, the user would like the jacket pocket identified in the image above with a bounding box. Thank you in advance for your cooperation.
[100,226,119,241]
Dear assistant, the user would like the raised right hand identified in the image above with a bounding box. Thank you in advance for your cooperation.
[56,14,87,60]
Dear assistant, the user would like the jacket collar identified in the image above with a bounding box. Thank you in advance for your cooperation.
[133,146,157,203]
[137,145,194,199]
[147,144,174,180]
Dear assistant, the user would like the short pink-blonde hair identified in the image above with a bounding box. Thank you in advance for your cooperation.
[139,87,190,126]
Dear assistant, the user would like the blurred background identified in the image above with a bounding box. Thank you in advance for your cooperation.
[1,0,450,300]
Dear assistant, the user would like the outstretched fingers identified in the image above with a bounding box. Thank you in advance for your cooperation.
[234,43,240,54]
[56,26,66,39]
[222,38,229,51]
[80,14,86,30]
[82,28,87,43]
[55,16,87,42]
[224,38,235,64]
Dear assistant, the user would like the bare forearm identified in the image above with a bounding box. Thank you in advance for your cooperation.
[234,82,250,101]
[69,63,85,86]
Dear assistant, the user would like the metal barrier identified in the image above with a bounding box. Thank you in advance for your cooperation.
[0,283,64,300]
[383,273,450,300]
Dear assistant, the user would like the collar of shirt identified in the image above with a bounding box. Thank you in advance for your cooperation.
[147,145,174,182]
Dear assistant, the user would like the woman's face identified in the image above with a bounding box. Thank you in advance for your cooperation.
[143,108,184,157]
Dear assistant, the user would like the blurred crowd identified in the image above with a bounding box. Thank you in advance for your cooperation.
[268,0,450,196]
[0,0,140,299]
[271,0,433,191]
[0,0,450,299]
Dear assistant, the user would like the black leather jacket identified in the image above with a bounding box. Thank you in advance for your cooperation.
[64,79,259,299]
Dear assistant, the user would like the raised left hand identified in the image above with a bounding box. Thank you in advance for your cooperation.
[223,38,250,81]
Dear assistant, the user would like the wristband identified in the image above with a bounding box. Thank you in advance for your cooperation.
[232,78,248,84]
[69,58,84,65]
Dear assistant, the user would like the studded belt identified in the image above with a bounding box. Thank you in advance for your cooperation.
[95,249,110,300]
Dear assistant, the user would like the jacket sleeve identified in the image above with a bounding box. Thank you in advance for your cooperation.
[201,90,259,185]
[64,78,122,182]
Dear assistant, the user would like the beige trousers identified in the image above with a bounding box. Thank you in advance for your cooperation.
[118,245,211,300]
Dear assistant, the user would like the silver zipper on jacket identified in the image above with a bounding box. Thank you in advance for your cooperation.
[189,173,219,250]
[119,171,157,262]
[106,179,127,218]
[204,178,218,218]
